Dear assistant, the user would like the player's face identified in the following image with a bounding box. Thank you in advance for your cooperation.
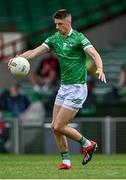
[54,18,71,36]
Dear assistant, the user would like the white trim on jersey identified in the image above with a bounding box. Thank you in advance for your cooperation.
[84,44,93,50]
[42,43,50,49]
[68,28,73,36]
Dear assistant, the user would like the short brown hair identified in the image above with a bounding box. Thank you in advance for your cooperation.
[53,9,71,19]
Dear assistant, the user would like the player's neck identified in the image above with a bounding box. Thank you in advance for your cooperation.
[62,27,72,38]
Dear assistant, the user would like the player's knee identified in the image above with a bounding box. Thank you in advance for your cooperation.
[53,123,64,133]
[51,123,55,131]
[51,123,60,132]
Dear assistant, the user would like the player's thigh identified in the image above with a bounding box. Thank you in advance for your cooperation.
[55,106,77,127]
[52,104,61,125]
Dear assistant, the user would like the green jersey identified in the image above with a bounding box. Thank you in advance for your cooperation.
[43,29,92,84]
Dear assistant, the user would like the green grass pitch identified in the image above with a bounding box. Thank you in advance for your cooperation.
[0,154,126,179]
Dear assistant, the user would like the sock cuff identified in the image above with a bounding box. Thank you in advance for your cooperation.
[61,151,69,155]
[78,136,83,143]
[78,136,87,145]
[61,151,70,160]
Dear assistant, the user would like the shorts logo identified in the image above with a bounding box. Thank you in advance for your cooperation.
[71,98,82,104]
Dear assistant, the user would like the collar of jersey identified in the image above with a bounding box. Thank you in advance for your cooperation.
[59,28,73,38]
[68,28,73,36]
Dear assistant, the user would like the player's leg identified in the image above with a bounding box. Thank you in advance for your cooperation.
[52,84,89,142]
[52,104,68,152]
[52,105,94,169]
[52,83,97,168]
[53,106,82,141]
[53,106,97,166]
[51,85,73,169]
[52,104,82,152]
[52,104,72,169]
[53,83,97,166]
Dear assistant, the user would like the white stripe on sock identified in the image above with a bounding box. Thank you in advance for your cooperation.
[83,140,91,147]
[63,159,71,166]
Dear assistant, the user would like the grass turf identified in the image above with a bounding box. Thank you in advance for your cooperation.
[0,154,126,179]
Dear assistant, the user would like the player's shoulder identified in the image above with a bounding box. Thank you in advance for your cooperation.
[72,30,86,38]
[51,31,59,38]
[47,32,59,42]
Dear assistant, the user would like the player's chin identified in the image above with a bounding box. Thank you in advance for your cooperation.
[58,30,65,35]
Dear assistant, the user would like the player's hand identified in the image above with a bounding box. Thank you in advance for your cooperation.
[8,55,18,69]
[96,68,107,83]
[8,58,13,69]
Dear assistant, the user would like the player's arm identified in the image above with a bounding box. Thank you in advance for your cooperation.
[19,44,49,60]
[85,46,106,83]
[8,44,49,67]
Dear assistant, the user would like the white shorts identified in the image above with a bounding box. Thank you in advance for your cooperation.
[55,83,88,112]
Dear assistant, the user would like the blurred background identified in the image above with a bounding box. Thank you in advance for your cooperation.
[0,0,126,155]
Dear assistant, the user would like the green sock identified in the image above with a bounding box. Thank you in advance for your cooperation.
[61,151,71,166]
[78,136,91,147]
[61,151,70,160]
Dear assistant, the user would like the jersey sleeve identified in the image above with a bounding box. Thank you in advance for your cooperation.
[79,33,93,50]
[42,36,53,50]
